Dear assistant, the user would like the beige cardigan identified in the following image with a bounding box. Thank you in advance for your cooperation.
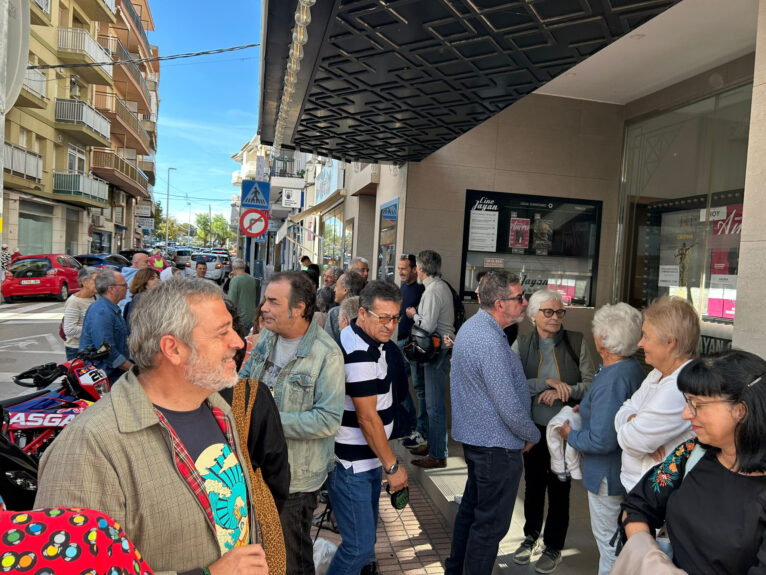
[35,369,259,575]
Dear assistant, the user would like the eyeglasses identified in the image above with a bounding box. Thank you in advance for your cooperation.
[499,294,525,304]
[539,308,566,318]
[366,309,401,325]
[683,394,734,416]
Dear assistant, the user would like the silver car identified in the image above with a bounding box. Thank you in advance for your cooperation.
[187,253,226,282]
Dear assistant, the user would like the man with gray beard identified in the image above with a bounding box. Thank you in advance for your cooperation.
[36,277,268,575]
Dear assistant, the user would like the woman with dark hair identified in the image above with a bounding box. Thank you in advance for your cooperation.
[620,349,766,575]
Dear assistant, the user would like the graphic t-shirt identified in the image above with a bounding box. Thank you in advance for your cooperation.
[156,403,250,553]
[261,335,303,393]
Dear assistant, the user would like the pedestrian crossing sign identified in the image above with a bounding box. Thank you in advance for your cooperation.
[242,180,270,209]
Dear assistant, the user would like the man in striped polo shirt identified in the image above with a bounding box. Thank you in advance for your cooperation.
[326,280,409,575]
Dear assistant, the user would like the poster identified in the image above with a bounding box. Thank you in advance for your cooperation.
[509,218,530,248]
[468,209,498,252]
[533,215,553,254]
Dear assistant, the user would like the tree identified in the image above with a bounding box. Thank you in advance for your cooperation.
[196,213,211,245]
[211,214,234,246]
[153,201,163,231]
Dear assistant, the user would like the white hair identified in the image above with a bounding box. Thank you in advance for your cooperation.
[592,302,643,357]
[527,289,564,321]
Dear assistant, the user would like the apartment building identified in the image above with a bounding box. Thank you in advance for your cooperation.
[3,0,159,256]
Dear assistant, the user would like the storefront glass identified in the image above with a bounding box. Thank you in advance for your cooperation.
[460,190,602,304]
[377,199,398,282]
[320,203,343,267]
[343,218,354,268]
[619,83,751,347]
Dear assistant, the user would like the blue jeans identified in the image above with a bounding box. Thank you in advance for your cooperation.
[326,462,382,575]
[445,444,523,575]
[424,347,449,459]
[65,347,78,361]
[397,339,422,434]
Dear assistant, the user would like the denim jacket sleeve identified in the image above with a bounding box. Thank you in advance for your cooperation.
[84,303,127,368]
[279,347,345,440]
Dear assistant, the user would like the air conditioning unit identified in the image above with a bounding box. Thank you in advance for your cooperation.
[93,215,105,227]
[113,190,125,205]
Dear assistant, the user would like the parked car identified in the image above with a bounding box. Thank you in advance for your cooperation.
[119,249,150,262]
[74,253,131,271]
[1,254,82,302]
[186,253,226,282]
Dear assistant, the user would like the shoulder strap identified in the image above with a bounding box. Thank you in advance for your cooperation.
[561,330,580,367]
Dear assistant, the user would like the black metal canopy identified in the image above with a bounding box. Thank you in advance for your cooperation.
[259,0,679,164]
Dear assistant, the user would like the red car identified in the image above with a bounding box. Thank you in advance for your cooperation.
[2,254,82,302]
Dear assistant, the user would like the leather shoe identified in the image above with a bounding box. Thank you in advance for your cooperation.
[412,456,447,469]
[410,444,430,456]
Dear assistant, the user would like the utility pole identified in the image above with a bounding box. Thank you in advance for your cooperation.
[165,166,175,247]
[208,204,212,247]
[186,193,191,243]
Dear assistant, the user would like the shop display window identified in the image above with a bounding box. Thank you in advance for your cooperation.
[377,199,398,282]
[460,190,602,305]
[619,83,751,344]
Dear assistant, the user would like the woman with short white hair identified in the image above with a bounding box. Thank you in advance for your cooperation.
[511,289,596,573]
[556,303,646,575]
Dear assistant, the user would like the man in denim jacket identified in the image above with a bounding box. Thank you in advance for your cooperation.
[239,271,345,575]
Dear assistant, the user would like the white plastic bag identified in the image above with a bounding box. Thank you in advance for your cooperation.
[313,537,338,575]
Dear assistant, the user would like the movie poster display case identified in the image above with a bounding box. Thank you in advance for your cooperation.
[460,189,602,306]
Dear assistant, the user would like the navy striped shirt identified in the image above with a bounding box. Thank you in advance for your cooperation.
[336,320,394,472]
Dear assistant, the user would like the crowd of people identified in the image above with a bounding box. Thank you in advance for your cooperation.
[1,247,765,575]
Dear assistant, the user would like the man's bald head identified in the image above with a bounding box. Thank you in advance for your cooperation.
[133,253,149,269]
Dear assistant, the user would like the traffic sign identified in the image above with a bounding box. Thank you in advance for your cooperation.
[240,209,269,238]
[242,180,270,209]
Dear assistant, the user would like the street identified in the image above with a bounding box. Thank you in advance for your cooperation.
[0,299,66,402]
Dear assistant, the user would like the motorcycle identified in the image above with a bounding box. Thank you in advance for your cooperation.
[0,404,38,510]
[1,344,112,463]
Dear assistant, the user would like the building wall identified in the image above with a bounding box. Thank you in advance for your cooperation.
[403,93,625,308]
[735,4,766,356]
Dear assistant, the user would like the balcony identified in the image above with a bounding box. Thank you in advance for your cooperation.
[30,0,52,25]
[348,162,380,196]
[90,148,149,198]
[76,0,116,22]
[55,99,111,147]
[117,0,150,56]
[16,68,47,109]
[232,170,242,187]
[53,172,109,207]
[4,142,43,192]
[99,36,151,112]
[137,155,155,185]
[57,28,113,86]
[271,172,305,191]
[141,113,156,136]
[94,92,151,155]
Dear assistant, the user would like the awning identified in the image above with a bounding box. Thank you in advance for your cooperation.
[288,188,346,224]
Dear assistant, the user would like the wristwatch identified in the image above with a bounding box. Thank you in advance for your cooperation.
[384,460,399,475]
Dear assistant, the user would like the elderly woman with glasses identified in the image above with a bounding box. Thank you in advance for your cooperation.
[619,349,766,575]
[614,296,699,493]
[511,288,596,573]
[556,303,646,575]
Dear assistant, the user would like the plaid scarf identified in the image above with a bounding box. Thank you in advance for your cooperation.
[154,402,256,543]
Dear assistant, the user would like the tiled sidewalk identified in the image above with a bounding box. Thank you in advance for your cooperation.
[311,480,451,575]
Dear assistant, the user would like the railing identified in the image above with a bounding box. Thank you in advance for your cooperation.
[53,172,109,202]
[55,99,111,140]
[33,0,51,14]
[91,148,148,193]
[58,28,113,78]
[4,141,43,182]
[118,0,150,54]
[99,36,150,106]
[94,92,150,150]
[137,154,155,173]
[22,68,47,100]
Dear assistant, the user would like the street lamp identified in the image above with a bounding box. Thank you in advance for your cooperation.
[165,167,176,248]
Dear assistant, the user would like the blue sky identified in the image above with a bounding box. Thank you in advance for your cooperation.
[148,0,262,225]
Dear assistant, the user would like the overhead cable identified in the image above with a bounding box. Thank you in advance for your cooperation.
[27,43,260,71]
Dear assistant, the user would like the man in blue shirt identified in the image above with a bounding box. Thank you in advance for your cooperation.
[397,253,426,448]
[80,269,133,382]
[445,270,540,575]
